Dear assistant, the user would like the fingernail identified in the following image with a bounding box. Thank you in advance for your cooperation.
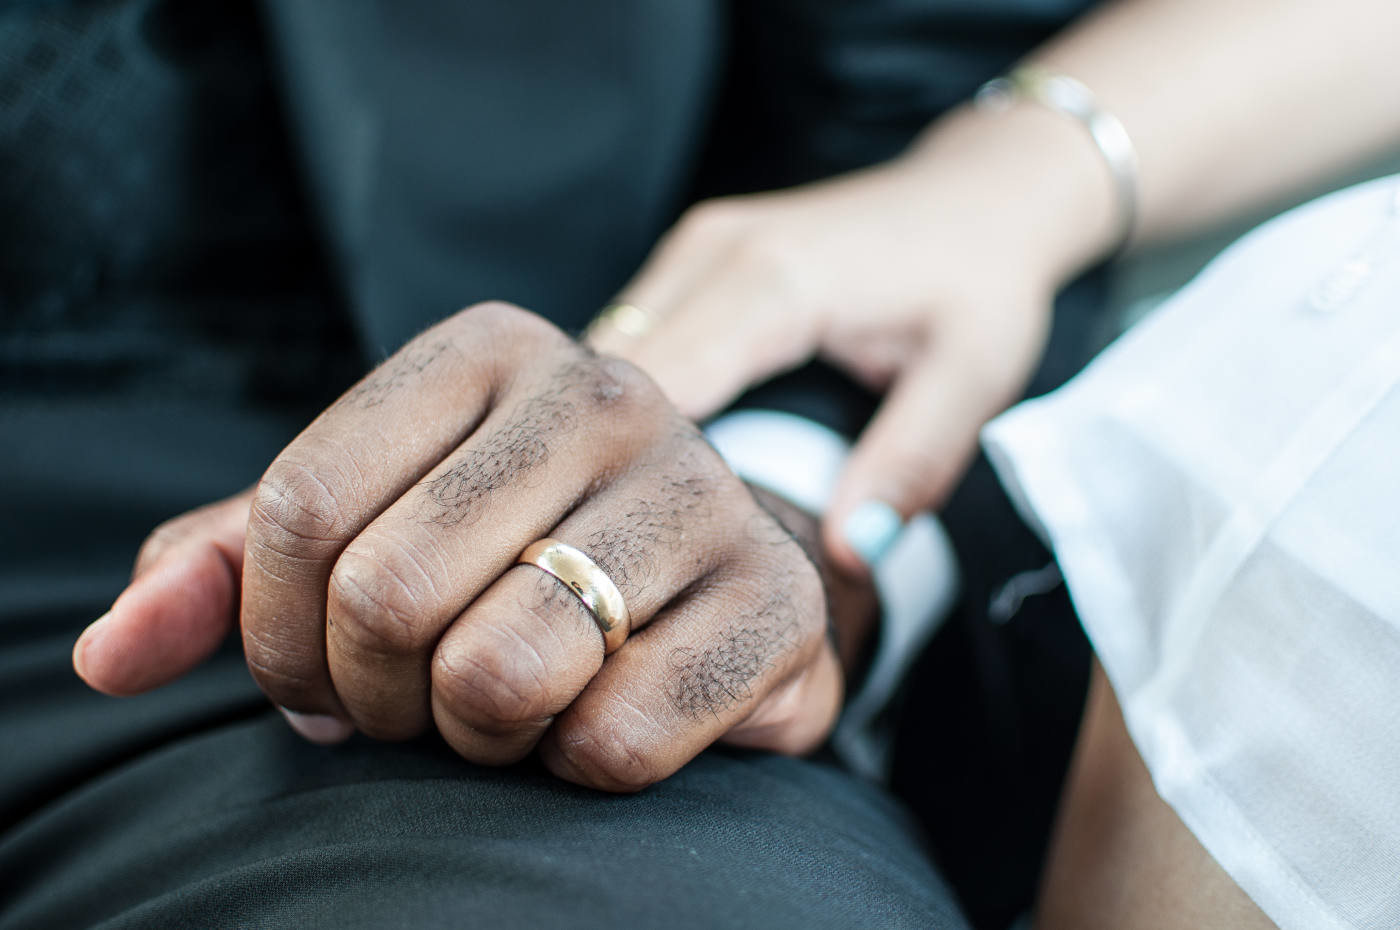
[842,500,903,567]
[80,610,113,644]
[73,611,113,679]
[278,707,354,744]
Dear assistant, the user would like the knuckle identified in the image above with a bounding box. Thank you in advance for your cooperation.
[730,230,801,282]
[454,301,566,348]
[433,641,553,734]
[727,486,818,572]
[675,197,747,243]
[732,542,826,643]
[554,711,665,792]
[133,518,187,574]
[327,545,432,655]
[249,459,345,557]
[573,352,667,421]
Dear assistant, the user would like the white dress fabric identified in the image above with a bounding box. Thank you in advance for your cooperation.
[982,174,1400,930]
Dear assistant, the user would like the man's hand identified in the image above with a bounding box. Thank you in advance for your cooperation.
[73,303,854,791]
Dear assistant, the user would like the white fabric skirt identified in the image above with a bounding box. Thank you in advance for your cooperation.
[983,174,1400,930]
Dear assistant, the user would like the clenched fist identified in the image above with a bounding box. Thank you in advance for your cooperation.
[74,303,870,791]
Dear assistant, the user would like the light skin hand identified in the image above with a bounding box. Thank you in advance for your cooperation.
[592,0,1400,580]
[73,302,859,791]
[590,104,1090,577]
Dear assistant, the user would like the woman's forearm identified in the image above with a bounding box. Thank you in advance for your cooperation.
[1036,0,1400,241]
[904,0,1400,283]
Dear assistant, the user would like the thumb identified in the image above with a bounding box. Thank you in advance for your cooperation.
[74,491,251,696]
[822,353,1002,577]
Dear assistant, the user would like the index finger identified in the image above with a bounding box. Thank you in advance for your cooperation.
[239,302,561,731]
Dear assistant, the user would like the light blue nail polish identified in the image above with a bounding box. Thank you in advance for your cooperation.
[842,500,903,567]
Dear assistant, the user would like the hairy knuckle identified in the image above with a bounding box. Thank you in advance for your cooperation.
[327,547,431,655]
[434,645,551,733]
[249,459,345,555]
[667,590,810,724]
[577,353,667,420]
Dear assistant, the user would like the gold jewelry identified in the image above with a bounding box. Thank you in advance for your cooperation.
[585,302,657,341]
[516,538,630,654]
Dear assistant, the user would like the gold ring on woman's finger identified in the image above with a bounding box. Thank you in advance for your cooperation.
[585,302,657,341]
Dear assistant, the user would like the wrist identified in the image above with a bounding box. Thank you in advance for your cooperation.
[897,100,1122,285]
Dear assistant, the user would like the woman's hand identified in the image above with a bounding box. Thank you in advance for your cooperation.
[590,105,1115,575]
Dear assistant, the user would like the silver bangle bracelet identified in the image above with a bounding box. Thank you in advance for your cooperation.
[975,65,1140,255]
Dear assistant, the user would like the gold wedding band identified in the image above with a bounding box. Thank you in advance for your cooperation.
[516,538,630,654]
[585,302,656,341]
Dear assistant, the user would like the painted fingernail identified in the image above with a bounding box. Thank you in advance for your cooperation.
[278,707,354,744]
[842,500,903,567]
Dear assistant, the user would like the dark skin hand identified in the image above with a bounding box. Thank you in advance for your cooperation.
[73,302,877,791]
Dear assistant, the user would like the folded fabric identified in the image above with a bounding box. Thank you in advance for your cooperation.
[983,173,1400,930]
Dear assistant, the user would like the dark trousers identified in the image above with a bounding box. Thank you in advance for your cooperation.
[4,720,966,928]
